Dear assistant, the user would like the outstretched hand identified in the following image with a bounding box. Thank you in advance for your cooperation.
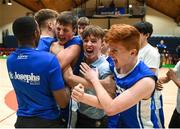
[80,62,99,83]
[71,84,84,102]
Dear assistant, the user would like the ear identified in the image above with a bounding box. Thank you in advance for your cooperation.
[47,21,53,31]
[73,28,77,35]
[130,49,138,56]
[145,33,150,39]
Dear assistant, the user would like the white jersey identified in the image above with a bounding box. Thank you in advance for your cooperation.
[173,61,180,113]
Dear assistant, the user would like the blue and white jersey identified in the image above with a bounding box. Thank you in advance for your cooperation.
[64,36,83,75]
[7,47,65,120]
[114,61,158,128]
[37,36,57,52]
[106,56,115,73]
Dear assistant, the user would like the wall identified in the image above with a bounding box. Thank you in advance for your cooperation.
[89,17,141,29]
[0,0,180,44]
[146,7,180,36]
[0,0,32,44]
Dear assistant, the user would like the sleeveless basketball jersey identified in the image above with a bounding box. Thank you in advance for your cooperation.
[106,56,115,72]
[64,35,83,75]
[37,36,57,52]
[7,47,64,120]
[114,61,158,128]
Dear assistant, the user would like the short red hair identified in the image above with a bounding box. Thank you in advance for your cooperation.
[106,24,140,53]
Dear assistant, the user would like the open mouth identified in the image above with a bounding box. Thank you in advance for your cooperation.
[85,48,93,56]
[59,38,66,45]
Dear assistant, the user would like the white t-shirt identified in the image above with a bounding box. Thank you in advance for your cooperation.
[173,61,180,113]
[138,44,160,75]
[138,43,162,109]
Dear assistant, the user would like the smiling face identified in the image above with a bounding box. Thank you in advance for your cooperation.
[55,22,74,45]
[83,34,102,64]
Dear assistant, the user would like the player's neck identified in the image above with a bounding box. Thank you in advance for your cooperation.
[41,30,55,38]
[120,58,138,74]
[141,41,148,48]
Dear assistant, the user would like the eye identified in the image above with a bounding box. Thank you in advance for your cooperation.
[56,27,61,32]
[83,39,89,43]
[91,39,97,43]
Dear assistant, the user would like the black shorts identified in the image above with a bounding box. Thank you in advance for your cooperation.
[75,111,107,128]
[15,116,65,128]
[169,108,180,128]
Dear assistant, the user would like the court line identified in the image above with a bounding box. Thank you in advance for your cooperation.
[0,112,16,123]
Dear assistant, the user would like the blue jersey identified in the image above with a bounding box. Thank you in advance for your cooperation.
[37,36,57,52]
[114,61,158,128]
[7,47,65,120]
[64,36,83,75]
[106,56,120,128]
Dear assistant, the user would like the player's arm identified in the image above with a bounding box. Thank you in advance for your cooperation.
[72,77,155,116]
[50,42,64,55]
[63,66,116,97]
[53,87,70,108]
[63,66,92,88]
[49,56,70,108]
[77,62,155,116]
[167,69,180,88]
[56,44,81,70]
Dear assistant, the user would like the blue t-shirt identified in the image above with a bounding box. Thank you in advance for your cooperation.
[7,48,65,120]
[114,61,158,128]
[37,37,57,52]
[64,36,83,75]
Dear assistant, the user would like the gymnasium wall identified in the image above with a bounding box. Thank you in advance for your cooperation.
[146,7,180,36]
[0,0,31,44]
[0,0,180,46]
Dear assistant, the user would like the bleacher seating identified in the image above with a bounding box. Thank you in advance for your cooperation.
[0,47,16,56]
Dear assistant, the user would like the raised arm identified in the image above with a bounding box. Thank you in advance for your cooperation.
[72,84,102,109]
[56,45,81,70]
[63,66,116,97]
[79,62,155,116]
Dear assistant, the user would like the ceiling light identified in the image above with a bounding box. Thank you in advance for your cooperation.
[7,0,12,5]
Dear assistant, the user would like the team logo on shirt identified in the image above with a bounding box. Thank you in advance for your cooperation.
[17,54,28,59]
[8,72,40,85]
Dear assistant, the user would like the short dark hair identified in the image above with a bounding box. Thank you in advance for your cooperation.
[56,12,77,29]
[12,16,37,41]
[133,21,153,38]
[78,17,90,26]
[82,25,105,40]
[34,9,58,27]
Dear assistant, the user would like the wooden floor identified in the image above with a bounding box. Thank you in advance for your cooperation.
[0,59,177,128]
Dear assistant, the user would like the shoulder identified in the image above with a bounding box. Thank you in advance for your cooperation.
[66,36,83,47]
[97,56,112,77]
[145,44,160,58]
[34,50,57,63]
